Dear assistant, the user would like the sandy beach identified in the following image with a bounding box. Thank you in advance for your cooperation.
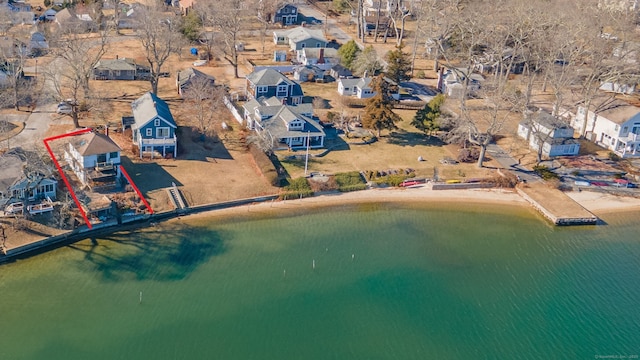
[179,185,640,224]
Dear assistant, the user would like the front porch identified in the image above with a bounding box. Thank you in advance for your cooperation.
[281,134,324,150]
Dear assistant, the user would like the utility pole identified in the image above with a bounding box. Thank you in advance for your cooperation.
[304,130,310,176]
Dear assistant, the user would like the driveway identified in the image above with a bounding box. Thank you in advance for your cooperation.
[486,143,540,183]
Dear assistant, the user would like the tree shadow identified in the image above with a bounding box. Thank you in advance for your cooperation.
[177,126,233,161]
[120,156,183,195]
[67,223,228,282]
[386,130,444,147]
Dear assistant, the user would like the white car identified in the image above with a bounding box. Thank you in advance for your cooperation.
[56,102,73,114]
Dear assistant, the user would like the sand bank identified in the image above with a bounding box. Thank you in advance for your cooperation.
[180,186,640,223]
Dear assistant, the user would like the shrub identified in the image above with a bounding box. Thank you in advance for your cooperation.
[308,177,338,192]
[335,171,366,192]
[608,152,621,161]
[44,0,51,6]
[339,97,367,108]
[248,144,282,186]
[485,174,517,188]
[533,164,559,180]
[457,147,480,163]
[415,70,426,79]
[281,177,313,199]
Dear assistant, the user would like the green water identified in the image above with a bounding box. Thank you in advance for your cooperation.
[1,203,639,359]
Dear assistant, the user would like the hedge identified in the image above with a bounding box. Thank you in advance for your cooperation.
[280,177,314,200]
[334,171,367,192]
[248,144,281,186]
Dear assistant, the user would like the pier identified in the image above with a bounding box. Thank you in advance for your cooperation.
[517,183,598,225]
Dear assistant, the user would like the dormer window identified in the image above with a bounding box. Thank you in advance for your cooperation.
[288,119,303,130]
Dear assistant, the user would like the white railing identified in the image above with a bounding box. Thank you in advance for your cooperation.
[140,136,177,146]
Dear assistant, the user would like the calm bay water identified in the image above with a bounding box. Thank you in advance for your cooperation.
[0,203,639,359]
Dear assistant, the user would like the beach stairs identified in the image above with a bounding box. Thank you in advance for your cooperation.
[167,183,187,211]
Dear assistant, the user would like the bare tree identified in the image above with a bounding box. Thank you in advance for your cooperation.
[50,20,110,100]
[136,4,184,94]
[254,0,285,54]
[197,0,246,78]
[180,77,226,137]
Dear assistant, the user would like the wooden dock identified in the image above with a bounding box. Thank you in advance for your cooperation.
[517,183,598,225]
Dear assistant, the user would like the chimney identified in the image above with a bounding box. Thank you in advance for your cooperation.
[317,48,325,64]
[116,54,118,59]
[105,127,109,137]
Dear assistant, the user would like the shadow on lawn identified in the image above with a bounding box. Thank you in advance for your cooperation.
[177,126,233,161]
[120,156,183,194]
[68,223,228,282]
[386,130,444,147]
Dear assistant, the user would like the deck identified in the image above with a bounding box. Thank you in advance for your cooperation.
[517,183,598,225]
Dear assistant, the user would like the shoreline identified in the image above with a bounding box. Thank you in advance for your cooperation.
[177,186,640,223]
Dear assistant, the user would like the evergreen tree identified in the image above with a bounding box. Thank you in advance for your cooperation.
[362,75,401,137]
[385,42,411,83]
[337,40,360,69]
[412,94,445,138]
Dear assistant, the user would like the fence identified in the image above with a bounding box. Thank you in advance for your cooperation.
[224,96,244,125]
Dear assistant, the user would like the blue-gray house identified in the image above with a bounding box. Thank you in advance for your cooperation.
[131,92,177,159]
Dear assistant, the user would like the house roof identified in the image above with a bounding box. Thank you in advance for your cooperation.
[261,106,324,139]
[0,152,24,194]
[94,58,138,71]
[274,27,327,44]
[247,68,293,86]
[55,8,73,23]
[69,132,121,156]
[339,77,372,89]
[131,92,177,129]
[177,67,215,89]
[331,64,352,76]
[585,97,640,125]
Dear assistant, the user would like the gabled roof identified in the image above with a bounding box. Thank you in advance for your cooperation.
[246,68,294,86]
[338,77,372,89]
[261,105,324,139]
[69,132,121,156]
[584,98,640,125]
[274,27,327,44]
[94,58,138,71]
[177,67,215,88]
[131,92,177,129]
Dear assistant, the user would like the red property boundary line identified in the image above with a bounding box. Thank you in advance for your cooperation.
[119,166,154,215]
[43,129,154,230]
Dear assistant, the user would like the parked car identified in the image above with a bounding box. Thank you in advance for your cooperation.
[56,102,72,114]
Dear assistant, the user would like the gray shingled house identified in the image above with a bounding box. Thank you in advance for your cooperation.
[243,96,325,149]
[93,58,150,80]
[176,67,215,97]
[246,68,304,105]
[273,27,327,51]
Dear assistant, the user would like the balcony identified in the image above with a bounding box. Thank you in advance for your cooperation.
[139,135,177,147]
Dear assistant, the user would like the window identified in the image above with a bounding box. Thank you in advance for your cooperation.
[301,43,306,48]
[157,127,170,138]
[257,86,267,93]
[277,84,288,97]
[154,119,160,127]
[316,43,322,48]
[146,128,152,137]
[45,184,54,193]
[109,151,118,159]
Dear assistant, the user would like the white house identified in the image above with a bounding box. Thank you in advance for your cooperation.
[437,67,483,99]
[518,110,580,158]
[337,77,375,98]
[296,47,338,68]
[64,132,122,187]
[572,98,640,158]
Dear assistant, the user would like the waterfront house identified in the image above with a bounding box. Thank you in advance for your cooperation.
[273,27,327,51]
[131,92,178,158]
[518,109,580,158]
[572,98,640,158]
[0,149,57,210]
[246,68,304,105]
[64,132,121,189]
[243,96,325,149]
